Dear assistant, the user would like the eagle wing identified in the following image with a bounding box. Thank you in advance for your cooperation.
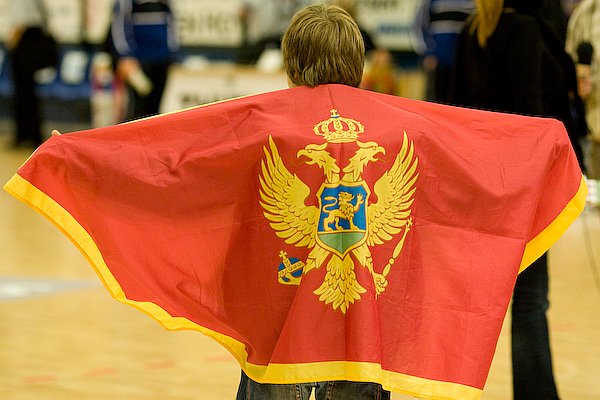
[367,132,418,246]
[259,136,319,248]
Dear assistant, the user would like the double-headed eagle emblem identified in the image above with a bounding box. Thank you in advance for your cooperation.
[259,109,418,313]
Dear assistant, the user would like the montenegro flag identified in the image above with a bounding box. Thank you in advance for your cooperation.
[4,84,586,400]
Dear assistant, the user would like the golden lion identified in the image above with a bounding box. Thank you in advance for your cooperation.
[322,191,364,231]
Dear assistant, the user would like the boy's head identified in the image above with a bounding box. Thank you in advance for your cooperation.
[282,4,365,88]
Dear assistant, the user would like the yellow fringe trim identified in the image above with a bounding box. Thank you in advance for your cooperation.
[8,171,540,400]
[519,175,587,273]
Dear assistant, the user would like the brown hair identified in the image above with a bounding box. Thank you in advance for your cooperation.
[470,0,504,47]
[282,4,365,88]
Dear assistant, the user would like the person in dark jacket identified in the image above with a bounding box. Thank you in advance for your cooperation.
[7,0,53,148]
[450,0,583,398]
[451,0,585,167]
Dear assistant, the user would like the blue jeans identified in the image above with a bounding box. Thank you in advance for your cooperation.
[236,371,391,400]
[511,253,560,400]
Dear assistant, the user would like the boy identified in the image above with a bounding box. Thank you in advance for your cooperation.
[235,7,389,399]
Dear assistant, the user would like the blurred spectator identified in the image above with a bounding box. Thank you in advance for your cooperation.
[107,0,179,120]
[6,0,58,149]
[418,0,474,103]
[361,50,398,95]
[450,0,584,398]
[540,0,588,171]
[566,0,600,187]
[331,0,376,52]
[541,0,569,42]
[237,0,309,65]
[331,0,396,95]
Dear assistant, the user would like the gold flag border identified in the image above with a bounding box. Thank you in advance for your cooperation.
[519,175,588,273]
[3,172,587,400]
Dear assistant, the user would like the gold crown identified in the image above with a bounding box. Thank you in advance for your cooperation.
[313,109,364,143]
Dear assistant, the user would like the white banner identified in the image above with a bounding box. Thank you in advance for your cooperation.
[46,0,85,43]
[171,0,243,47]
[160,65,287,113]
[0,0,83,43]
[1,0,421,52]
[84,0,114,44]
[357,0,423,52]
[0,0,10,41]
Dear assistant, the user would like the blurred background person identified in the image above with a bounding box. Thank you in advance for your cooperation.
[108,0,179,120]
[360,49,398,95]
[418,0,474,103]
[327,0,399,96]
[539,0,588,172]
[450,0,584,398]
[331,0,376,53]
[566,0,600,206]
[6,0,58,149]
[237,0,308,65]
[540,0,569,41]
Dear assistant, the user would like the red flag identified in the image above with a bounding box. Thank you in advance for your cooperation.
[4,84,586,399]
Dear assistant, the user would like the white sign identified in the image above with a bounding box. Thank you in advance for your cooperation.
[0,0,10,41]
[0,0,423,51]
[84,0,114,44]
[0,0,83,43]
[46,0,84,43]
[160,65,287,113]
[171,0,243,47]
[357,0,423,52]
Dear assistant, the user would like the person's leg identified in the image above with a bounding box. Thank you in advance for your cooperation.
[511,253,560,400]
[137,62,169,118]
[433,64,453,104]
[10,32,42,147]
[236,370,313,400]
[586,138,600,180]
[314,381,390,400]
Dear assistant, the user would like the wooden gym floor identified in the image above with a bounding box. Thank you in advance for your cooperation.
[0,131,598,400]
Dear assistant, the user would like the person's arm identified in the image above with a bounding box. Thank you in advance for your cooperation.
[575,42,594,99]
[6,27,25,51]
[565,5,593,100]
[110,0,153,94]
[110,0,138,78]
[165,1,179,54]
[110,0,136,59]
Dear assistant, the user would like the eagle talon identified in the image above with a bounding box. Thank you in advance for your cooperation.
[373,272,388,296]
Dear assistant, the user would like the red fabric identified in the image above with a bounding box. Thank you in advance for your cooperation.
[14,84,582,390]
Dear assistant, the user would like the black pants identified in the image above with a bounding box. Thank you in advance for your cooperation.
[511,253,560,400]
[127,61,170,120]
[10,27,45,147]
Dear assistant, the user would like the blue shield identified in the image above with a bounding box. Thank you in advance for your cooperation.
[316,182,369,257]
